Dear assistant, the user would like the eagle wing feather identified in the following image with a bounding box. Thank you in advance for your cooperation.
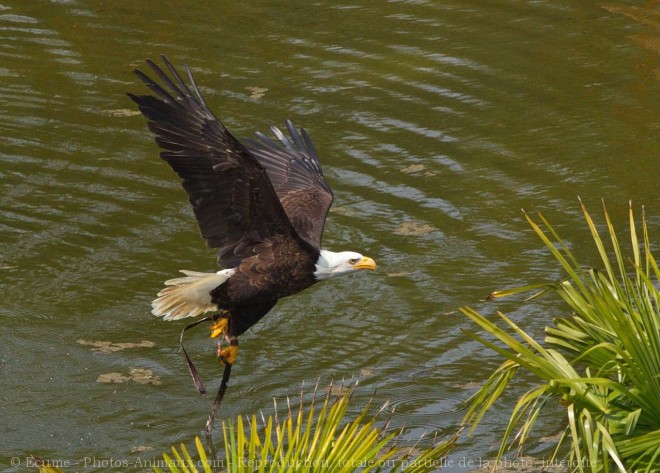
[243,121,334,249]
[129,56,305,268]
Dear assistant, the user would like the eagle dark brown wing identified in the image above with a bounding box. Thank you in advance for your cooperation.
[243,121,334,250]
[128,56,305,268]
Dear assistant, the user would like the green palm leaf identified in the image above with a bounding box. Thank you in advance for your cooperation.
[155,383,458,473]
[462,202,660,472]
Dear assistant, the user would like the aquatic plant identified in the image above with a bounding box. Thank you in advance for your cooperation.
[461,202,660,472]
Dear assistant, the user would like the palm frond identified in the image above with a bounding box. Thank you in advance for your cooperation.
[152,382,459,473]
[462,202,660,472]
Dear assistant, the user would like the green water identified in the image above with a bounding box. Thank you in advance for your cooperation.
[1,1,658,471]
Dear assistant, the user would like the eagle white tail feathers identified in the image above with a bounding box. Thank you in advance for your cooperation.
[151,269,235,320]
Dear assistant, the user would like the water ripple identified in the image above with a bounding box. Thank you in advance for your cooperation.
[1,0,655,466]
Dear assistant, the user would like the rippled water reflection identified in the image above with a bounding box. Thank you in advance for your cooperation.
[1,1,658,471]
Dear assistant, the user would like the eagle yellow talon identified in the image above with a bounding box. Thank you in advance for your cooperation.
[218,345,238,365]
[210,318,229,339]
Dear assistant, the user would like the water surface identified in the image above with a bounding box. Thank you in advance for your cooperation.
[1,1,658,471]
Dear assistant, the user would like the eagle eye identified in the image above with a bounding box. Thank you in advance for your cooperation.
[349,258,359,265]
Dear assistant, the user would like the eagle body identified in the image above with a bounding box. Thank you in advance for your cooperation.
[209,237,319,336]
[129,56,376,347]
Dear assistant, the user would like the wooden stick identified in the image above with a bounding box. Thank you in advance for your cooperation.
[205,362,232,435]
[179,316,213,396]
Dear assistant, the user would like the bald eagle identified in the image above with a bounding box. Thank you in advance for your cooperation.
[128,56,376,371]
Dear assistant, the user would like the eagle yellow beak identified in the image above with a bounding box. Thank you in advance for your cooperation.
[354,256,377,270]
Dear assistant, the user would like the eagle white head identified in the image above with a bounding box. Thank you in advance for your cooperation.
[314,250,377,280]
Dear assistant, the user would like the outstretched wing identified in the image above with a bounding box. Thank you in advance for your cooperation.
[128,55,302,268]
[243,121,334,250]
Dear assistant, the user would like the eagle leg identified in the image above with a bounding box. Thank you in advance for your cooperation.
[217,336,239,365]
[209,317,229,339]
